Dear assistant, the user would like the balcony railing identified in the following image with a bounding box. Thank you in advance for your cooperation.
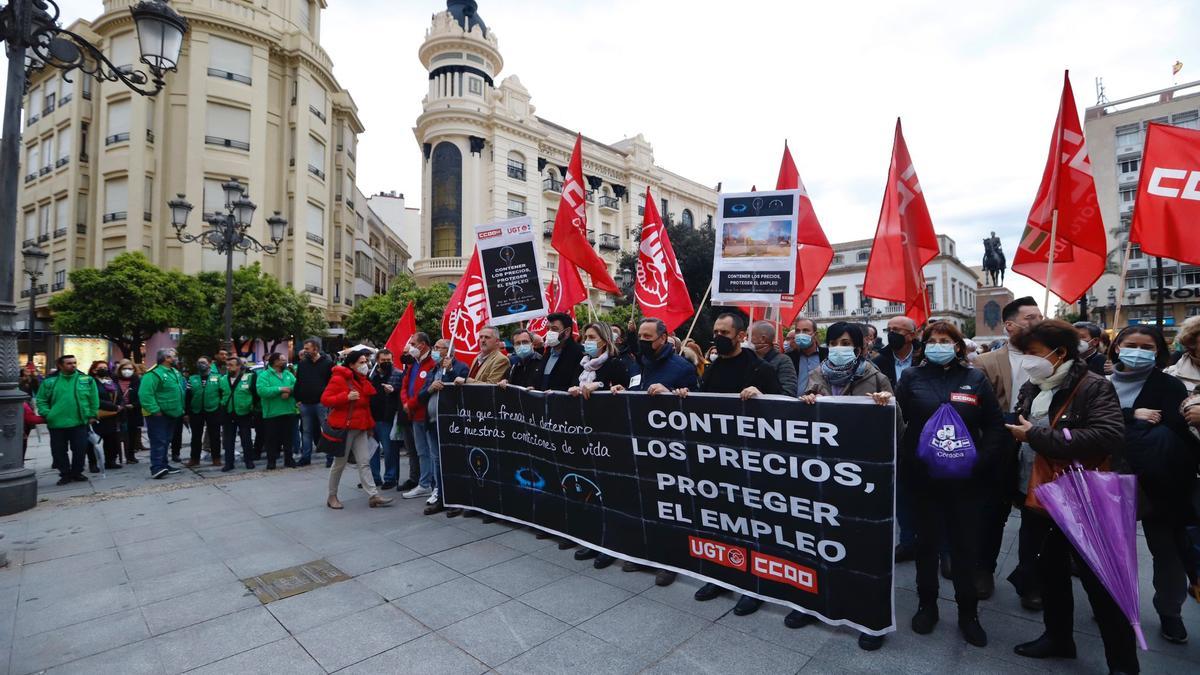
[143,211,153,222]
[885,304,904,314]
[24,173,35,183]
[146,129,155,143]
[102,211,127,223]
[343,253,353,263]
[27,113,38,124]
[507,209,525,219]
[543,224,553,238]
[543,177,562,193]
[60,93,72,105]
[599,195,620,210]
[345,199,355,210]
[51,282,65,292]
[37,233,49,243]
[76,223,87,234]
[335,194,342,202]
[309,105,326,123]
[39,166,50,175]
[207,67,252,84]
[42,103,55,116]
[105,132,129,145]
[347,149,356,161]
[205,136,250,151]
[598,233,619,250]
[586,190,595,203]
[55,157,68,168]
[20,285,47,298]
[507,165,526,181]
[79,151,88,163]
[53,227,66,238]
[828,308,847,317]
[586,229,595,244]
[308,165,326,180]
[22,238,34,247]
[304,284,323,295]
[306,232,324,244]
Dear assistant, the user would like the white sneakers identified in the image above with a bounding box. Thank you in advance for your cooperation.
[425,489,440,505]
[402,485,433,500]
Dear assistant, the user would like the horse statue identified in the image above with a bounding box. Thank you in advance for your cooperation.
[982,231,1006,287]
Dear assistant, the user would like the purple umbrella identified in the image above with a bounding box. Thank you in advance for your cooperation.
[1035,464,1148,651]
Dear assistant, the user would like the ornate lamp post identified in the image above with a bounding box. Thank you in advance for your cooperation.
[0,1,188,515]
[20,243,47,366]
[169,179,287,351]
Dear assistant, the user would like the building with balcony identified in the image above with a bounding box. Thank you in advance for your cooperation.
[13,0,376,363]
[800,235,979,332]
[366,191,422,274]
[412,1,717,299]
[1084,79,1200,332]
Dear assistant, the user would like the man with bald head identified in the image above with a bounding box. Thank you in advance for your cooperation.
[872,315,919,388]
[750,320,797,395]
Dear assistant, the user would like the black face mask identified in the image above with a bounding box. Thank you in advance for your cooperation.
[399,354,415,365]
[638,339,658,360]
[96,369,109,378]
[886,331,907,351]
[378,362,393,372]
[713,335,736,356]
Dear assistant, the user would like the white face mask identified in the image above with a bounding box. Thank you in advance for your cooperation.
[740,340,754,350]
[544,331,560,348]
[407,345,422,360]
[120,369,134,378]
[1022,353,1059,382]
[355,363,369,375]
[1078,340,1091,354]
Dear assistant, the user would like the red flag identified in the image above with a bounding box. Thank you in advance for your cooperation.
[441,250,490,364]
[550,135,620,294]
[528,259,582,337]
[635,188,694,332]
[1012,71,1107,304]
[777,142,833,325]
[384,301,417,355]
[863,119,940,326]
[1130,123,1200,266]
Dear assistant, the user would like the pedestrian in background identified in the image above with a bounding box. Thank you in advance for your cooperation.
[398,335,437,500]
[323,348,393,509]
[368,348,403,490]
[139,349,185,479]
[184,356,223,467]
[257,352,298,470]
[421,338,468,515]
[114,359,142,464]
[89,360,123,470]
[219,356,256,471]
[295,337,334,467]
[36,355,99,485]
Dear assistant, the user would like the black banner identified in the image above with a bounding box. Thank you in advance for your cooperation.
[436,385,896,634]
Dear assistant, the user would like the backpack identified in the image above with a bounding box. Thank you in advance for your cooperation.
[916,403,978,480]
[248,369,263,411]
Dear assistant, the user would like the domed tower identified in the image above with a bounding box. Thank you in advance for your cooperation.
[413,1,503,285]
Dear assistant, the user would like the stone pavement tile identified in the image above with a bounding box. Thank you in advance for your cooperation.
[487,527,557,553]
[641,623,811,674]
[576,595,708,661]
[21,529,115,565]
[438,599,571,667]
[223,541,321,578]
[402,523,493,556]
[495,628,654,675]
[116,531,205,561]
[714,600,840,656]
[44,638,166,675]
[18,545,120,584]
[797,653,1041,674]
[186,637,324,675]
[527,542,596,572]
[110,519,183,547]
[451,514,518,537]
[130,561,239,606]
[431,539,524,575]
[394,576,509,630]
[151,605,288,674]
[468,554,574,597]
[326,539,422,576]
[266,579,386,634]
[10,607,149,674]
[517,575,633,626]
[163,503,264,532]
[336,633,488,675]
[140,580,261,635]
[122,544,221,581]
[16,583,139,638]
[0,586,16,648]
[638,574,738,621]
[358,557,462,601]
[578,559,658,594]
[295,602,428,672]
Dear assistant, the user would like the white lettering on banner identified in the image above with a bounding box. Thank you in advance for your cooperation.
[1147,167,1200,200]
[655,473,841,525]
[697,508,846,563]
[646,409,839,446]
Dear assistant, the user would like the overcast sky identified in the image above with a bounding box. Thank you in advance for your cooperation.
[7,0,1200,307]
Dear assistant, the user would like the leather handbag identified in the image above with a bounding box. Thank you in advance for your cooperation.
[1024,377,1109,510]
[318,400,355,458]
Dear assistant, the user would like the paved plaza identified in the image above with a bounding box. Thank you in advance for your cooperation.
[1,431,1198,674]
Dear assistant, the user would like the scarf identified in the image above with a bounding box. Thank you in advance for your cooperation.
[578,351,609,385]
[1110,363,1154,409]
[1167,353,1200,393]
[1029,359,1074,420]
[819,357,866,391]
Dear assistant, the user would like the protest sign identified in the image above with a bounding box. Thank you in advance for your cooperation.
[474,216,548,326]
[436,385,897,634]
[710,189,802,305]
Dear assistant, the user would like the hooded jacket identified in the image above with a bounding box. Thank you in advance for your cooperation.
[321,365,377,430]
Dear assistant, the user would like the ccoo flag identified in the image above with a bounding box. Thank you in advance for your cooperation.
[441,250,490,364]
[1130,122,1200,266]
[384,301,417,356]
[550,134,620,294]
[777,141,833,325]
[528,257,583,338]
[1012,71,1107,304]
[636,188,694,332]
[863,119,940,326]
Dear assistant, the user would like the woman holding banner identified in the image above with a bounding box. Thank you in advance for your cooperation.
[895,321,1005,649]
[792,321,897,651]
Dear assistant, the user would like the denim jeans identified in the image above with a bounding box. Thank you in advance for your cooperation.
[146,415,178,474]
[298,402,326,464]
[413,420,438,489]
[369,419,399,485]
[49,425,88,478]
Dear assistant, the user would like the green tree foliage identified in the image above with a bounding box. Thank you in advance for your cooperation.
[49,253,201,363]
[343,275,451,346]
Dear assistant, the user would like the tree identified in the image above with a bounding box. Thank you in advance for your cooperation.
[344,275,451,345]
[49,253,202,363]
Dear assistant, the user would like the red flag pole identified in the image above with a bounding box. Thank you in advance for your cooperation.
[1043,208,1059,311]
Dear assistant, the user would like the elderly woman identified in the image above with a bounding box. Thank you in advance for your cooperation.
[322,349,394,510]
[1165,315,1200,439]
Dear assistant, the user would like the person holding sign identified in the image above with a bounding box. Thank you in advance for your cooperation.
[895,321,1005,648]
[675,312,782,616]
[419,338,468,516]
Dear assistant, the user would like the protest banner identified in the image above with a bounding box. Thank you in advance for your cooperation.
[474,216,548,326]
[711,189,802,305]
[435,385,897,634]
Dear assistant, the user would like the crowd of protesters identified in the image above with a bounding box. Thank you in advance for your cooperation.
[17,302,1200,674]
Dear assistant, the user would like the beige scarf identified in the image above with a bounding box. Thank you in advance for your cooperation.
[1029,360,1073,420]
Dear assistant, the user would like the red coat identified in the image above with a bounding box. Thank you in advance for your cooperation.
[321,365,377,430]
[400,356,438,422]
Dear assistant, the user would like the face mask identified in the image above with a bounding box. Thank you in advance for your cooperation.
[96,369,109,378]
[430,350,443,363]
[198,364,210,374]
[639,339,657,359]
[795,333,814,350]
[544,331,560,348]
[355,363,369,375]
[741,340,754,351]
[828,346,857,367]
[583,340,600,357]
[887,331,906,350]
[378,361,393,371]
[120,369,133,378]
[515,344,533,358]
[713,334,736,356]
[783,341,794,353]
[925,343,957,365]
[407,346,422,360]
[1022,353,1057,381]
[1118,347,1156,370]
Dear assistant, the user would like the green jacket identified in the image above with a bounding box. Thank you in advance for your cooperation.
[256,367,298,419]
[140,365,186,417]
[35,371,99,429]
[187,371,223,413]
[219,371,255,416]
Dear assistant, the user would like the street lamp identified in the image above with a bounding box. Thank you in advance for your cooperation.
[0,1,189,516]
[170,180,287,351]
[21,243,47,367]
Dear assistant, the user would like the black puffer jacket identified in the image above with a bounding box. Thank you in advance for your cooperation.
[1013,360,1127,471]
[895,359,1006,483]
[1114,367,1199,523]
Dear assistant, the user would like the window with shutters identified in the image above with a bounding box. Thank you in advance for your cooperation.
[57,127,72,166]
[298,0,312,34]
[205,103,251,150]
[308,81,327,123]
[38,204,50,239]
[144,176,153,221]
[307,136,325,179]
[109,32,135,71]
[305,261,324,295]
[23,210,36,243]
[104,177,128,222]
[26,85,40,126]
[54,197,68,237]
[106,99,131,145]
[507,194,525,218]
[1115,124,1141,150]
[306,202,324,244]
[39,137,53,173]
[25,144,38,180]
[208,37,253,84]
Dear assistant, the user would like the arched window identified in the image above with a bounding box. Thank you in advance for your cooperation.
[431,141,462,257]
[680,208,694,228]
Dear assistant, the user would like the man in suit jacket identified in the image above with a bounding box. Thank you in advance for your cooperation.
[456,327,510,385]
[786,317,827,396]
[873,316,920,389]
[976,297,1044,413]
[540,312,585,392]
